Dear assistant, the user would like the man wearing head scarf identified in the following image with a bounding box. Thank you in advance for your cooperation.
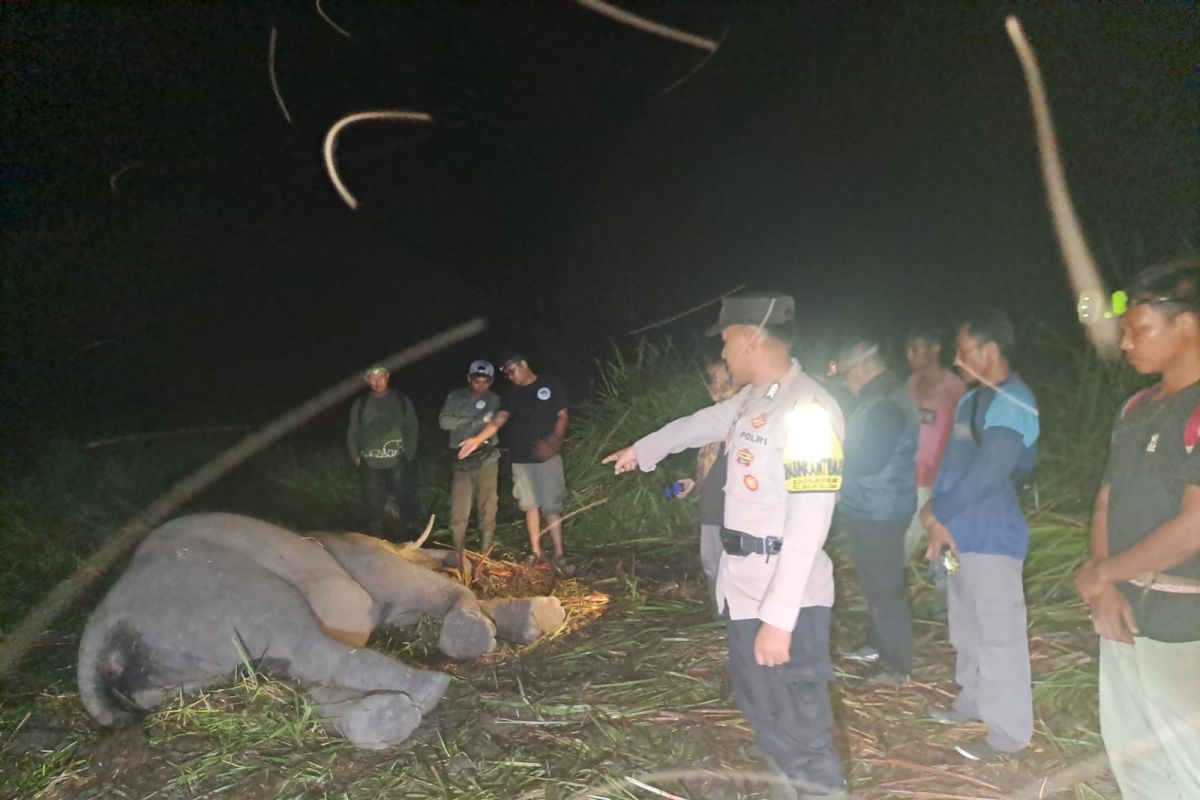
[833,337,919,686]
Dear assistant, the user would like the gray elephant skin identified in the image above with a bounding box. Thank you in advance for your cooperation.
[77,513,566,749]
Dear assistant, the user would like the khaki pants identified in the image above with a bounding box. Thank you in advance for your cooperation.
[1100,636,1200,800]
[449,458,499,552]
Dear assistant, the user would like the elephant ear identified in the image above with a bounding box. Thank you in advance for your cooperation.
[438,604,497,660]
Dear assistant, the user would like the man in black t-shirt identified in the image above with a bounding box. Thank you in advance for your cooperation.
[459,353,570,563]
[1075,260,1200,800]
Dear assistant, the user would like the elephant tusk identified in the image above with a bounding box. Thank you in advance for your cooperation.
[413,514,435,548]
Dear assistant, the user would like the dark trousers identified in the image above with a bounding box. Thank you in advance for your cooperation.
[359,460,421,540]
[726,606,844,793]
[844,514,913,674]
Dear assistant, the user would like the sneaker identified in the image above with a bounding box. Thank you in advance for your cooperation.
[842,644,879,663]
[954,737,1018,762]
[866,667,910,686]
[926,706,978,724]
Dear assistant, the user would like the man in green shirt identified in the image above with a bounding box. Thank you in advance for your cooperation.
[1075,259,1200,800]
[347,365,420,540]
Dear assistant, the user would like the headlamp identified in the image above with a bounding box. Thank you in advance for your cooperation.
[1076,290,1127,324]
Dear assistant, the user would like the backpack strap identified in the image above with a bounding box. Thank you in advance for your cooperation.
[1120,385,1161,419]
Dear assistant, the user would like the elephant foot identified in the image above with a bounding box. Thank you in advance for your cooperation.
[407,669,451,714]
[480,597,566,644]
[438,605,497,661]
[310,687,423,750]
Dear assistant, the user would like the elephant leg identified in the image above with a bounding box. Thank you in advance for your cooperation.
[307,686,423,749]
[438,601,496,660]
[266,631,450,714]
[479,597,566,644]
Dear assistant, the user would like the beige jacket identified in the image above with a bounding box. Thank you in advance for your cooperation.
[635,361,844,631]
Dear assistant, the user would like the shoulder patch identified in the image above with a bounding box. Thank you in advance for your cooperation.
[783,402,843,493]
[1186,405,1200,454]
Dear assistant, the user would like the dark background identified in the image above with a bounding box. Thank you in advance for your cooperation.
[3,2,1197,451]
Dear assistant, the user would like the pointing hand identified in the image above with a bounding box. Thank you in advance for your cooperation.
[602,446,639,474]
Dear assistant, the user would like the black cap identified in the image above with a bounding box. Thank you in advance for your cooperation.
[498,351,526,369]
[705,291,796,336]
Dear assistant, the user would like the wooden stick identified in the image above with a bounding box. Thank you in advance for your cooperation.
[0,318,487,678]
[658,26,730,97]
[268,27,292,123]
[628,284,745,336]
[323,111,433,210]
[559,498,609,526]
[862,758,1003,793]
[86,425,251,450]
[1004,17,1119,357]
[862,792,997,800]
[574,0,718,52]
[625,776,689,800]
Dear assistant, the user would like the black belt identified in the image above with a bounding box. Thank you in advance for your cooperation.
[720,528,782,557]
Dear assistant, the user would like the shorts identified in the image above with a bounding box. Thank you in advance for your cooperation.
[511,455,567,514]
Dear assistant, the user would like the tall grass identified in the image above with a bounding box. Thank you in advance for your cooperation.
[1021,325,1148,510]
[561,339,713,551]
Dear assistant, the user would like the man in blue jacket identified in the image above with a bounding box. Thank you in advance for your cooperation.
[835,338,919,685]
[921,307,1038,762]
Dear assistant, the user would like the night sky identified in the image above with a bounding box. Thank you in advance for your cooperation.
[3,2,1197,448]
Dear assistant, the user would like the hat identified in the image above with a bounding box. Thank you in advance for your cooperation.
[364,365,389,381]
[468,359,495,378]
[498,351,526,370]
[705,291,796,336]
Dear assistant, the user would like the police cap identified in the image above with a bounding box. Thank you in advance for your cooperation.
[705,291,796,337]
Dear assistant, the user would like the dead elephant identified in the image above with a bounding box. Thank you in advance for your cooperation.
[76,512,566,748]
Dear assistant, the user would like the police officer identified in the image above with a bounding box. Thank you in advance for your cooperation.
[604,291,847,800]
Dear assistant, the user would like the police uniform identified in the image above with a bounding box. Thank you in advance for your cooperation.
[634,342,847,796]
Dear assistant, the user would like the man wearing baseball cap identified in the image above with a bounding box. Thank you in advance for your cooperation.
[438,360,502,558]
[605,291,848,799]
[459,352,570,564]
